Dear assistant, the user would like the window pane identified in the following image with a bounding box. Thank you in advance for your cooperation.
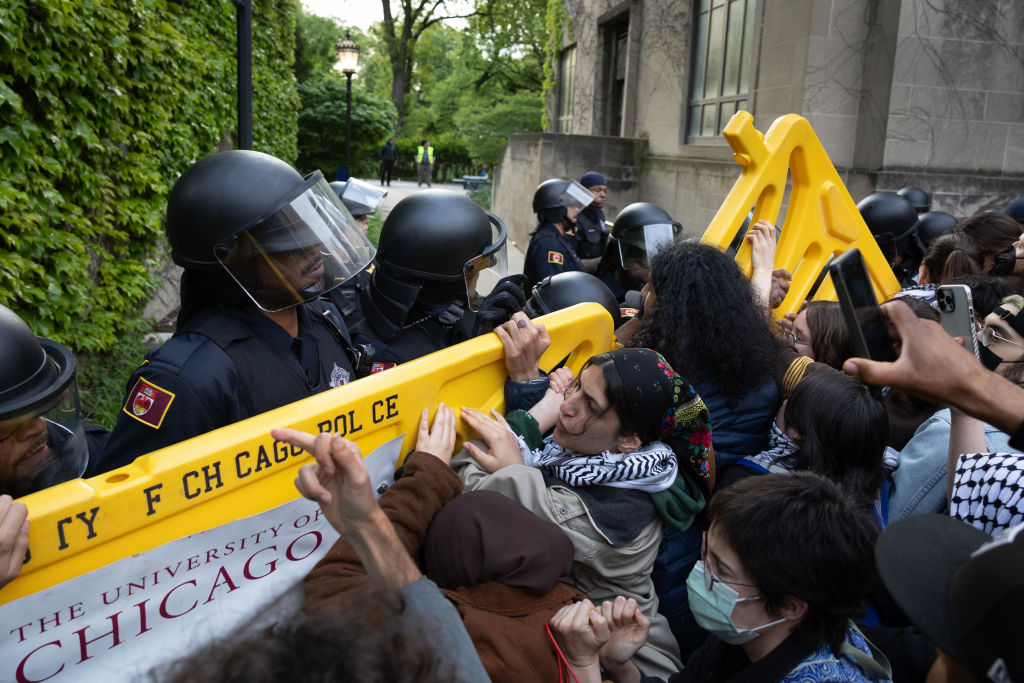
[692,9,708,102]
[705,5,725,98]
[701,103,718,137]
[722,0,745,96]
[689,105,702,137]
[740,0,755,92]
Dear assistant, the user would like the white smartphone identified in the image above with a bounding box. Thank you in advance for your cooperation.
[937,284,980,358]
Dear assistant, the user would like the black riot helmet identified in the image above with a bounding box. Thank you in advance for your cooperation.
[376,189,508,311]
[0,305,88,497]
[916,211,958,248]
[165,150,375,312]
[897,186,931,213]
[524,271,622,328]
[611,202,683,277]
[533,178,594,225]
[857,192,922,262]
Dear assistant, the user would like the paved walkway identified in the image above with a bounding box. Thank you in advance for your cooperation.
[372,179,524,273]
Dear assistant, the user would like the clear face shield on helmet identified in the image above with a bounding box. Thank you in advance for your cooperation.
[558,180,597,214]
[341,177,387,216]
[618,223,682,274]
[463,212,509,311]
[214,173,377,312]
[0,340,87,498]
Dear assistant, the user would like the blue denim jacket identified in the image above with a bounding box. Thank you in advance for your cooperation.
[890,408,1017,520]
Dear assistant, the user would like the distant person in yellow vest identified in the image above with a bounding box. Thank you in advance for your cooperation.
[417,139,435,187]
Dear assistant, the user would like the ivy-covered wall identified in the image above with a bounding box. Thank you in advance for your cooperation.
[0,0,300,352]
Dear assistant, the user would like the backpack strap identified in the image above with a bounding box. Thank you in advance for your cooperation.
[843,622,893,681]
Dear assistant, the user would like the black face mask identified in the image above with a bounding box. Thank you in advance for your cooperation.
[991,245,1023,276]
[979,343,1005,371]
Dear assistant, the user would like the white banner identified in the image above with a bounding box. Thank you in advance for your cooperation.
[2,435,406,683]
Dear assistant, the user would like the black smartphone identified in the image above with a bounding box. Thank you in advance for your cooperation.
[938,284,981,358]
[830,249,897,364]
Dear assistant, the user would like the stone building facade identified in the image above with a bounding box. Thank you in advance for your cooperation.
[493,0,1024,247]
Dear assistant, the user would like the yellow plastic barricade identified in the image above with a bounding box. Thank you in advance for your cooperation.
[0,304,614,682]
[700,111,900,316]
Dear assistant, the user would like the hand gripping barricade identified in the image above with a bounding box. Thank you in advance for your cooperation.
[0,304,615,683]
[700,111,900,317]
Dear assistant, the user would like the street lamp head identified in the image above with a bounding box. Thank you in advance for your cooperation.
[336,33,359,74]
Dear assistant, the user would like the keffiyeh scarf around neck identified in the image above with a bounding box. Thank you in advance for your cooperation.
[516,434,678,493]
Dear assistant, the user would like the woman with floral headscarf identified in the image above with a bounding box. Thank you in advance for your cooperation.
[453,347,713,681]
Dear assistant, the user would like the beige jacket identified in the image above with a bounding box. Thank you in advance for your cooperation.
[453,450,683,679]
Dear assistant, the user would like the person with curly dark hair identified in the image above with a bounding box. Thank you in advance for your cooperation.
[633,242,781,470]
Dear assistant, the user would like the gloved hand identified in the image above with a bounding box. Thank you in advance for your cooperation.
[473,274,527,336]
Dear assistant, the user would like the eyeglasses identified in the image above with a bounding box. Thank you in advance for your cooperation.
[701,531,759,592]
[980,327,1024,350]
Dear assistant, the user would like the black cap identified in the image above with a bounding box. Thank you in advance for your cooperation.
[876,515,1024,682]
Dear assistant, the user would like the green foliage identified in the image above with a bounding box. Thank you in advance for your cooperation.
[467,185,492,210]
[455,90,544,168]
[296,75,397,179]
[78,325,154,429]
[366,211,384,246]
[0,0,300,354]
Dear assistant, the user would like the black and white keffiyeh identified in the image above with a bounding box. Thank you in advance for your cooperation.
[516,434,678,493]
[951,452,1024,537]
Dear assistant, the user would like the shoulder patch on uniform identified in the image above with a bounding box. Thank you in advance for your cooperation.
[548,251,564,264]
[123,377,175,429]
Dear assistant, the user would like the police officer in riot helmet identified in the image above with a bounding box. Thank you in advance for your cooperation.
[95,150,376,473]
[916,210,958,249]
[596,202,683,301]
[329,178,386,235]
[524,178,593,291]
[524,271,622,328]
[0,305,93,498]
[857,191,923,287]
[897,185,931,215]
[327,179,387,325]
[350,189,524,365]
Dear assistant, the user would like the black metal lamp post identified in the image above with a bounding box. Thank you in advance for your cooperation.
[233,0,252,149]
[337,34,360,180]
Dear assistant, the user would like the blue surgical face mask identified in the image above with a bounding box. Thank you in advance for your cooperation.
[685,561,787,645]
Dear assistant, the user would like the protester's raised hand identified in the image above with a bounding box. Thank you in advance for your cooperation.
[528,367,574,433]
[459,406,523,472]
[549,599,610,677]
[598,596,650,667]
[496,311,551,381]
[747,221,777,273]
[272,428,376,535]
[415,403,456,464]
[0,495,28,590]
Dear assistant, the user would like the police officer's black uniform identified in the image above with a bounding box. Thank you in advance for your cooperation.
[574,206,608,260]
[96,300,356,472]
[524,222,583,292]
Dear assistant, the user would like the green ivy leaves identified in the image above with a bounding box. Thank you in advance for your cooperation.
[0,0,299,352]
